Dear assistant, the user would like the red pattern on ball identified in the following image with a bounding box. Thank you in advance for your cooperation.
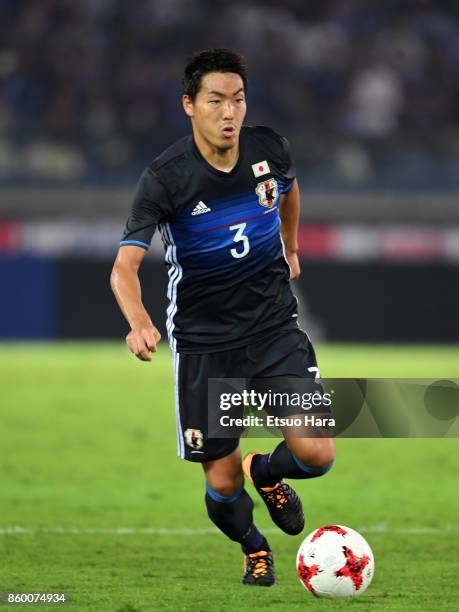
[335,546,370,590]
[297,553,319,595]
[311,525,347,542]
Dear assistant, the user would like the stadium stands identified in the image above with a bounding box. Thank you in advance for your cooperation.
[1,0,459,187]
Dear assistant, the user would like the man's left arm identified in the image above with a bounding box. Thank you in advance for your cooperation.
[279,178,300,280]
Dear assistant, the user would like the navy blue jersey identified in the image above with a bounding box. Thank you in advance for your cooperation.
[120,125,299,353]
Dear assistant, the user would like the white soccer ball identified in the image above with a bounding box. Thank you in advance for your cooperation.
[296,525,375,598]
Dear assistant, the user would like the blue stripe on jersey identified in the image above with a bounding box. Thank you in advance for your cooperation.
[181,208,277,236]
[159,181,290,286]
[120,239,150,249]
[169,216,283,283]
[175,186,288,233]
[189,185,288,218]
[198,182,287,210]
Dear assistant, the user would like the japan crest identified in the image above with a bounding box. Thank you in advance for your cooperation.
[255,178,279,208]
[184,428,204,450]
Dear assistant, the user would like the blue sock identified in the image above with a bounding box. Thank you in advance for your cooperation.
[205,485,269,554]
[251,454,278,488]
[252,441,334,487]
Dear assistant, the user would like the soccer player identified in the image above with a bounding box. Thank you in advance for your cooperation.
[111,49,335,586]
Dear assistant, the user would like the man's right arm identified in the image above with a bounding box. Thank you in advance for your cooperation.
[110,245,161,362]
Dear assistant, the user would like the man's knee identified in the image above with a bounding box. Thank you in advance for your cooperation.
[203,446,243,497]
[288,438,335,473]
[206,478,243,498]
[313,438,335,469]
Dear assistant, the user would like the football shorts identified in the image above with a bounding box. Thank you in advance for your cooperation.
[172,327,320,462]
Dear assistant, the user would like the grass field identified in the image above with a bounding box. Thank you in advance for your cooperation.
[1,343,458,611]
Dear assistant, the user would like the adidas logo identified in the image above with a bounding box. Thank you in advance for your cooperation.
[191,201,211,216]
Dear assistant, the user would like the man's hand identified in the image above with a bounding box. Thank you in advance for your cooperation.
[126,324,161,361]
[286,252,301,280]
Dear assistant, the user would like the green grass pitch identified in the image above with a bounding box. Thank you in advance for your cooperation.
[1,343,458,611]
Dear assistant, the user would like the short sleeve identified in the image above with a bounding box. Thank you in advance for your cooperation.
[120,168,174,249]
[280,136,296,192]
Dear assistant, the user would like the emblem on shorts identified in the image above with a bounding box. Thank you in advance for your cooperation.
[255,178,279,208]
[184,428,204,450]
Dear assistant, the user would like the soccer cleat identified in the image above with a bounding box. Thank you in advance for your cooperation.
[243,452,305,536]
[242,550,276,586]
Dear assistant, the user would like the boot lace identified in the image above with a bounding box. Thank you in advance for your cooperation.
[245,550,271,577]
[264,483,289,510]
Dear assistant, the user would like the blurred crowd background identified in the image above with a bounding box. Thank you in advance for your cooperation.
[1,0,458,342]
[2,0,459,188]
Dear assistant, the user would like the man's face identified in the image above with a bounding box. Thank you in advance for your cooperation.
[183,72,247,150]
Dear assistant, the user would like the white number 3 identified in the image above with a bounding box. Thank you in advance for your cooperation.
[229,223,250,259]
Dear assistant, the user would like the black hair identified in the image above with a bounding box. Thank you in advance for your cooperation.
[182,48,248,100]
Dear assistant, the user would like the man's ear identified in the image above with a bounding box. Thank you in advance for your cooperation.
[182,95,194,118]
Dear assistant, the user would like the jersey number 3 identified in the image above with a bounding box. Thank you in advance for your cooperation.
[229,223,250,259]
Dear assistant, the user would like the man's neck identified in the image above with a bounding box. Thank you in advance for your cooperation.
[193,129,239,173]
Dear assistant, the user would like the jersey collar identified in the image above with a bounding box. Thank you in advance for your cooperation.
[190,129,246,178]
